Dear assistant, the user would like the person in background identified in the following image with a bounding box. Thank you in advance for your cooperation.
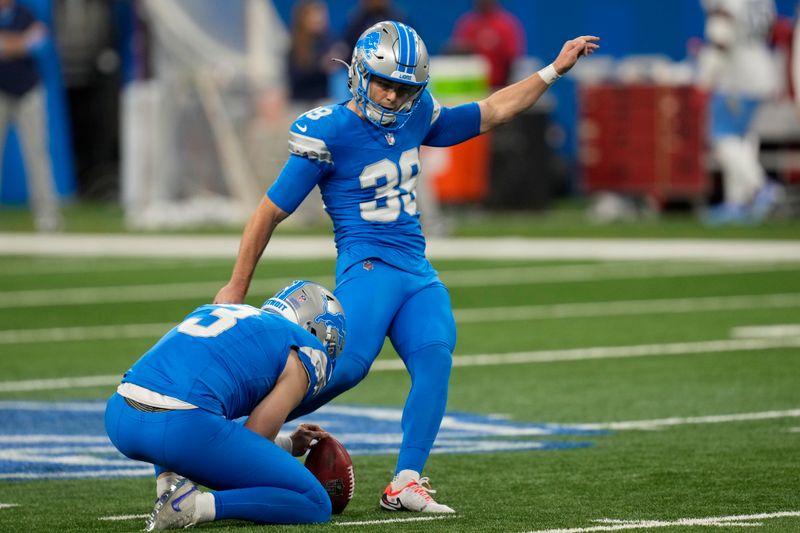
[0,0,62,231]
[215,19,597,513]
[698,0,783,224]
[105,281,346,530]
[449,0,526,89]
[341,0,406,52]
[287,0,343,104]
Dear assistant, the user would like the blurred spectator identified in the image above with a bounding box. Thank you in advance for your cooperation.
[341,0,406,52]
[0,0,62,231]
[449,0,526,89]
[287,0,341,103]
[52,0,120,199]
[698,0,782,224]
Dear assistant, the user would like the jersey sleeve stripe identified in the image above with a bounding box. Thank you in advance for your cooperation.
[288,131,333,164]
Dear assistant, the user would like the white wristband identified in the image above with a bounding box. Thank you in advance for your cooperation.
[275,435,293,453]
[538,63,562,85]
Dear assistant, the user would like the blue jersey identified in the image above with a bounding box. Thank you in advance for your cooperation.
[268,91,481,277]
[121,305,333,419]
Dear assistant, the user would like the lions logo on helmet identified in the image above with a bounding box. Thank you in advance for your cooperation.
[262,280,346,359]
[347,21,430,131]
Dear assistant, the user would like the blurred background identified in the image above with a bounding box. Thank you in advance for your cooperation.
[2,0,800,234]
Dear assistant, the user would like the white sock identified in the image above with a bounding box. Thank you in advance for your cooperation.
[155,473,182,498]
[194,492,216,524]
[391,469,420,491]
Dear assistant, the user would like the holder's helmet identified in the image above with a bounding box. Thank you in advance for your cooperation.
[262,281,346,359]
[347,21,430,130]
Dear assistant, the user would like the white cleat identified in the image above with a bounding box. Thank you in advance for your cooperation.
[145,477,201,531]
[380,477,455,513]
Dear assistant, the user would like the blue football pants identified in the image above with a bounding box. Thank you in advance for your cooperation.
[105,393,331,524]
[288,259,456,474]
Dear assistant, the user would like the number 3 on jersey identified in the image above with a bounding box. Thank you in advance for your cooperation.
[359,148,420,222]
[178,305,260,338]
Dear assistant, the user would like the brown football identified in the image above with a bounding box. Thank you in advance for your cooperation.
[304,436,355,514]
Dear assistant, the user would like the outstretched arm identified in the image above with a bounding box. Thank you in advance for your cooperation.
[477,36,600,133]
[244,350,329,455]
[214,195,289,304]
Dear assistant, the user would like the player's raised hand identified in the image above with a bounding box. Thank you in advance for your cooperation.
[290,423,330,456]
[553,36,600,75]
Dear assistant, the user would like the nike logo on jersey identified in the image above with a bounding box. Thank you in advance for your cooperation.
[296,124,308,132]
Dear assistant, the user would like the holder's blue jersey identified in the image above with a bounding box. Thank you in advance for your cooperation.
[121,305,333,419]
[268,91,481,277]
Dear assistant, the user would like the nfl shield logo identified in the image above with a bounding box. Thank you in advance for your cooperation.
[363,260,374,271]
[385,133,395,146]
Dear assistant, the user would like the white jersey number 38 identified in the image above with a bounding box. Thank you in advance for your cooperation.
[358,148,420,222]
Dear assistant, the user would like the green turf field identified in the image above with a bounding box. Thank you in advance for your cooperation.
[0,245,799,532]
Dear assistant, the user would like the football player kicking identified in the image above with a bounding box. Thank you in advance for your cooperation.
[105,281,346,530]
[215,22,599,513]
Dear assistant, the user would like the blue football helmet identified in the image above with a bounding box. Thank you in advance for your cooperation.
[262,280,346,359]
[347,21,430,131]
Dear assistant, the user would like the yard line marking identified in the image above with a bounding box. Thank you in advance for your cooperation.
[96,514,453,525]
[0,375,121,392]
[575,409,800,431]
[443,261,800,287]
[335,515,454,526]
[522,510,800,533]
[3,233,800,261]
[3,336,800,392]
[455,293,800,323]
[0,468,152,480]
[0,504,19,510]
[0,258,224,276]
[732,324,800,338]
[2,293,798,345]
[2,261,799,309]
[0,323,174,344]
[0,277,332,308]
[98,514,148,522]
[371,336,800,371]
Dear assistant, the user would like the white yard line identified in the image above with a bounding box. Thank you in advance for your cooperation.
[732,324,800,338]
[1,293,798,345]
[0,323,173,344]
[2,336,799,392]
[95,513,453,525]
[0,277,328,309]
[523,511,800,533]
[98,514,148,521]
[0,504,19,510]
[0,375,122,393]
[574,409,800,431]
[4,262,798,309]
[454,293,800,323]
[2,233,800,262]
[371,336,800,371]
[335,515,454,526]
[0,468,152,480]
[0,258,220,277]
